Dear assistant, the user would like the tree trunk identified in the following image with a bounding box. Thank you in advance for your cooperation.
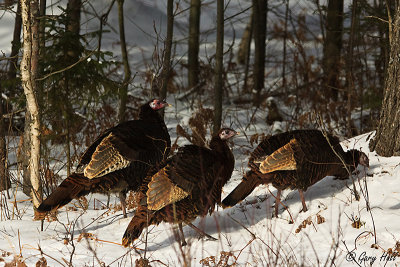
[369,4,400,156]
[160,0,174,117]
[117,0,131,123]
[237,15,252,66]
[39,0,46,68]
[252,0,267,106]
[188,0,201,90]
[66,0,81,59]
[22,112,31,196]
[63,0,81,175]
[282,0,289,91]
[345,0,358,137]
[21,0,42,216]
[238,14,253,93]
[213,0,224,134]
[0,82,10,194]
[8,1,22,83]
[322,0,343,101]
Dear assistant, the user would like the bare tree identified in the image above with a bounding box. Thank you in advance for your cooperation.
[63,0,81,175]
[369,4,400,156]
[345,0,358,136]
[160,0,174,117]
[0,1,21,194]
[117,0,131,123]
[237,14,253,93]
[213,0,224,134]
[188,0,201,90]
[8,1,22,82]
[322,0,343,101]
[0,82,9,194]
[252,0,267,106]
[21,0,42,216]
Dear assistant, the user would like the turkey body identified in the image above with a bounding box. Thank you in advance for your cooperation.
[37,100,171,218]
[122,128,237,247]
[222,129,368,216]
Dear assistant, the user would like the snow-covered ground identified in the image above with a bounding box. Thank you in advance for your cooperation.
[0,102,399,266]
[1,0,399,266]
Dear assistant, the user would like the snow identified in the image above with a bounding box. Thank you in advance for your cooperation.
[1,0,399,266]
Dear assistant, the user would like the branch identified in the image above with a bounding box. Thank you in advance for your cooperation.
[36,49,96,81]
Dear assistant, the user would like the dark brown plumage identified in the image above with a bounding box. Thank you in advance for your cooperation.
[37,99,171,218]
[222,129,369,216]
[122,128,238,247]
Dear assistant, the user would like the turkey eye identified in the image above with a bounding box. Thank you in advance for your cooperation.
[225,130,229,134]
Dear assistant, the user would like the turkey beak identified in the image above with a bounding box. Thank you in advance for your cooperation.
[363,157,369,168]
[235,131,240,136]
[161,100,172,108]
[253,155,267,164]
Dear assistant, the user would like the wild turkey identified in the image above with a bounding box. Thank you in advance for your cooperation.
[122,128,238,247]
[222,129,369,217]
[37,99,171,218]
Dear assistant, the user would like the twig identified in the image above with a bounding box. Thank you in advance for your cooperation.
[36,49,97,81]
[365,15,389,24]
[227,213,279,259]
[38,245,67,267]
[317,113,360,200]
[266,187,294,223]
[227,214,255,239]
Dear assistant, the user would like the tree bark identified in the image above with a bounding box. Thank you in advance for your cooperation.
[213,0,224,134]
[252,0,267,106]
[21,0,42,215]
[117,0,131,123]
[66,0,81,59]
[0,81,10,194]
[237,15,252,66]
[160,0,174,117]
[63,0,81,175]
[188,0,201,90]
[22,112,32,196]
[238,14,253,93]
[322,0,343,101]
[8,1,22,83]
[369,4,400,156]
[345,0,358,137]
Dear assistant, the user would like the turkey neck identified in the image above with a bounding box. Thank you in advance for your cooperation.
[139,105,163,123]
[343,150,359,171]
[139,105,169,138]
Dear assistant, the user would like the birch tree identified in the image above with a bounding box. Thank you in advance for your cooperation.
[21,0,42,216]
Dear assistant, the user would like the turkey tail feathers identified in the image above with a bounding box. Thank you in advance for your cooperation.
[146,168,189,210]
[37,173,87,215]
[221,172,261,208]
[259,138,298,174]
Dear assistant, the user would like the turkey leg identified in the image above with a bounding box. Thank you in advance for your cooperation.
[119,191,127,218]
[274,189,282,217]
[298,189,308,212]
[178,223,187,246]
